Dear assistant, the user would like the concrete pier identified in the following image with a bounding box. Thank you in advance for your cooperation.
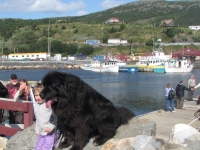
[138,100,200,142]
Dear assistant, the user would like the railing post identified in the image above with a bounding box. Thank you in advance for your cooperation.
[24,103,34,129]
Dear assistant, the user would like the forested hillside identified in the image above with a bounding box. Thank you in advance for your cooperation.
[0,1,200,57]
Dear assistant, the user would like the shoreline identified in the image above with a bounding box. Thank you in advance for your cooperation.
[0,60,200,70]
[138,100,200,141]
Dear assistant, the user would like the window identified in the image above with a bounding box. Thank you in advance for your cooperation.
[31,55,34,57]
[27,55,29,57]
[22,55,24,57]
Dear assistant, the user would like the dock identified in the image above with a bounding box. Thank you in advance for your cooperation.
[138,100,200,141]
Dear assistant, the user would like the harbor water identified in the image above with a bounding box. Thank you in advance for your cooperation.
[0,69,199,116]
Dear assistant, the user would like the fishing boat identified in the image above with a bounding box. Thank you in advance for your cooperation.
[80,60,119,73]
[91,61,119,73]
[80,60,100,71]
[165,59,193,73]
[136,49,170,67]
[136,39,170,67]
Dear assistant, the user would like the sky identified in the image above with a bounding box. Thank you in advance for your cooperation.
[0,0,137,20]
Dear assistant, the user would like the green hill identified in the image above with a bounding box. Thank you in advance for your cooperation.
[0,1,200,57]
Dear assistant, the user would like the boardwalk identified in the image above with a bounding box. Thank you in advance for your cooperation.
[138,100,200,141]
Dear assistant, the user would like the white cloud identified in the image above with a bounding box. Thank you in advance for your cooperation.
[101,0,124,9]
[74,10,88,16]
[0,0,86,13]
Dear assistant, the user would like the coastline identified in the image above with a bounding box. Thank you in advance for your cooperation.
[0,60,200,70]
[138,100,200,141]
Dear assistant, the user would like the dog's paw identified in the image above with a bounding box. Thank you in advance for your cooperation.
[59,141,72,149]
[69,144,81,150]
[93,136,108,146]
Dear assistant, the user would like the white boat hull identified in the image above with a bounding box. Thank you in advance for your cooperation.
[91,65,119,73]
[165,66,193,73]
[80,66,92,71]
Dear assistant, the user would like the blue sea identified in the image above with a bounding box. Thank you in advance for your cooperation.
[0,69,199,116]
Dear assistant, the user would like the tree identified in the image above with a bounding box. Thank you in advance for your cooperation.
[78,44,94,55]
[74,29,78,34]
[51,40,63,53]
[102,36,109,43]
[63,43,78,55]
[61,25,66,30]
[166,28,175,38]
[33,36,48,52]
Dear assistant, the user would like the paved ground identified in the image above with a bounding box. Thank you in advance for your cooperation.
[138,100,200,142]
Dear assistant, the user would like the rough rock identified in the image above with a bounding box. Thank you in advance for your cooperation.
[168,124,199,145]
[101,135,165,150]
[0,137,8,150]
[183,132,200,150]
[6,117,156,150]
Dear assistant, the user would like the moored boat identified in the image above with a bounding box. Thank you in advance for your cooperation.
[165,59,193,73]
[91,61,119,73]
[136,49,170,67]
[119,65,138,72]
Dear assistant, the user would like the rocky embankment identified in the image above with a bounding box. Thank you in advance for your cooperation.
[0,64,80,70]
[1,116,200,150]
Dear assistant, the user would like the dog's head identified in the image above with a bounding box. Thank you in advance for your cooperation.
[39,71,80,107]
[39,71,68,106]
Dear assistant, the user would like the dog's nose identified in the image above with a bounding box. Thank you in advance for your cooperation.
[39,93,44,98]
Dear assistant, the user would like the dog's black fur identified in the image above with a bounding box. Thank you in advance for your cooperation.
[40,71,135,150]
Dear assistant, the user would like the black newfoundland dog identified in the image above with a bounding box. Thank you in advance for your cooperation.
[40,71,135,150]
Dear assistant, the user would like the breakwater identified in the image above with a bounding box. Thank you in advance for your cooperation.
[0,60,88,70]
[0,64,80,70]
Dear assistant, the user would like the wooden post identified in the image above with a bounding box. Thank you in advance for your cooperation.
[0,98,34,136]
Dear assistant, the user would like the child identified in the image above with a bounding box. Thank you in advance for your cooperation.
[33,83,59,150]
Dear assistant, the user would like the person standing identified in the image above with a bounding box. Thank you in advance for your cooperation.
[165,83,175,113]
[176,80,192,109]
[34,83,60,150]
[0,81,8,123]
[6,74,20,123]
[187,75,196,101]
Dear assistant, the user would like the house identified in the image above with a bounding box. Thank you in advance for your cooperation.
[108,39,121,44]
[108,39,128,44]
[105,18,120,24]
[8,52,48,61]
[161,19,175,27]
[85,39,100,45]
[189,25,200,30]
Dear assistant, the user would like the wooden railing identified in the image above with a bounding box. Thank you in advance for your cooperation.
[0,98,34,136]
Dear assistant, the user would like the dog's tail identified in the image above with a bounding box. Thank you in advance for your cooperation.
[116,107,135,124]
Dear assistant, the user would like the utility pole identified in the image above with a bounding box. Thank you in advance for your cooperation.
[48,20,51,59]
[1,41,4,54]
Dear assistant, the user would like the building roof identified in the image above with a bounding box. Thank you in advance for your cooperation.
[172,48,200,57]
[161,19,173,24]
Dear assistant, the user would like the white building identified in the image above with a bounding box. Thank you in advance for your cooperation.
[54,54,61,61]
[108,39,121,44]
[189,26,200,30]
[8,52,48,60]
[108,39,128,44]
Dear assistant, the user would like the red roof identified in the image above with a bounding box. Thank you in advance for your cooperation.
[172,48,200,57]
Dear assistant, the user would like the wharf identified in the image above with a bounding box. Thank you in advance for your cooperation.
[138,100,200,142]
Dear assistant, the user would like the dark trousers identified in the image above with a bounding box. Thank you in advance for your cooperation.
[9,110,24,124]
[188,86,194,101]
[0,109,4,123]
[177,96,184,109]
